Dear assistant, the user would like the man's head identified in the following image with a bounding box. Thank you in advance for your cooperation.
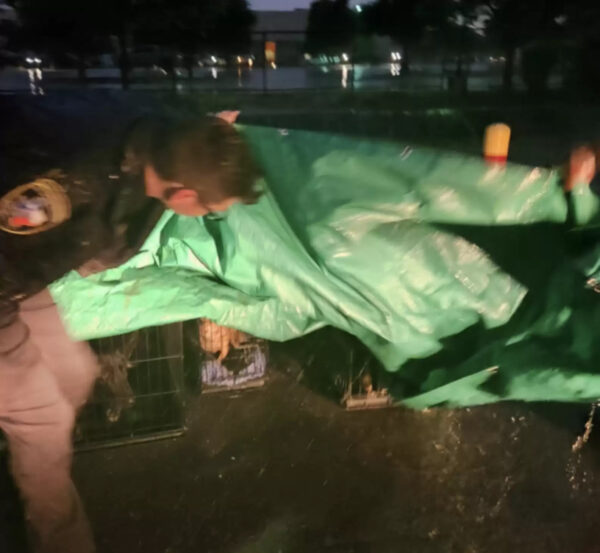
[122,114,261,216]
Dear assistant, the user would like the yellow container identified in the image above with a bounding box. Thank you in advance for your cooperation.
[483,123,511,164]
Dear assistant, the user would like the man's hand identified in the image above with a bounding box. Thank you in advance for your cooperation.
[215,111,240,125]
[565,146,597,191]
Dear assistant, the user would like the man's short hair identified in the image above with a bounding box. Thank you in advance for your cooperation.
[122,114,262,205]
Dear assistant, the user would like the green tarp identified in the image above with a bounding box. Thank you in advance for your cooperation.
[49,125,600,407]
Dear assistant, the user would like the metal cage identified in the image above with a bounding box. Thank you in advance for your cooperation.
[75,323,186,450]
[200,341,269,393]
[185,319,268,394]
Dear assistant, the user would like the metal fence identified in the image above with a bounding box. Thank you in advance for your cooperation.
[0,30,527,95]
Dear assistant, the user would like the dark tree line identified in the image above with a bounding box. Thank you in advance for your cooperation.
[6,0,600,93]
[7,0,255,88]
[305,0,600,93]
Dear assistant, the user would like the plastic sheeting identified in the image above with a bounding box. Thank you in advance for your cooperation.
[49,125,600,406]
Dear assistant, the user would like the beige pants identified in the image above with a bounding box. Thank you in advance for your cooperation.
[0,289,98,553]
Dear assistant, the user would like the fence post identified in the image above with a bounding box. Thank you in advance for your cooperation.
[262,31,268,94]
[350,40,355,93]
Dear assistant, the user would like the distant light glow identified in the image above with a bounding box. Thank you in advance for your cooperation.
[27,67,44,95]
[211,55,217,63]
[355,4,362,12]
[555,14,567,25]
[341,53,349,62]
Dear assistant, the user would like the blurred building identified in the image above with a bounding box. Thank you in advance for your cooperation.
[252,9,309,65]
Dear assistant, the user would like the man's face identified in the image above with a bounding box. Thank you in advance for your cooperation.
[144,164,241,217]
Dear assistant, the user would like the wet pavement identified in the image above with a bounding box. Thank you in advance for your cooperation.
[5,353,600,553]
[75,370,600,553]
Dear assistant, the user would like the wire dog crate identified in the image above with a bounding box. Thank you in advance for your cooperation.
[185,319,268,394]
[200,341,269,393]
[75,323,186,450]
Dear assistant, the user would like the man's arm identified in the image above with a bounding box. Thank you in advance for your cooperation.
[0,282,42,371]
[0,296,27,356]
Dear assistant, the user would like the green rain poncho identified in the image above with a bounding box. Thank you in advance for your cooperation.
[50,126,600,407]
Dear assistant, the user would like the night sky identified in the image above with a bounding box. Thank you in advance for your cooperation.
[250,0,366,11]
